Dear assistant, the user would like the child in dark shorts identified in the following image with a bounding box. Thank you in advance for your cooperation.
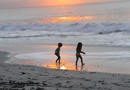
[55,43,63,64]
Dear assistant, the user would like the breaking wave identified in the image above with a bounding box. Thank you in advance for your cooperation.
[0,22,130,34]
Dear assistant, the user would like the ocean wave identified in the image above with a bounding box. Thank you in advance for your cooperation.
[0,22,130,34]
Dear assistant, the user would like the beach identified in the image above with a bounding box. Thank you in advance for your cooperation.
[0,1,130,89]
[1,40,130,90]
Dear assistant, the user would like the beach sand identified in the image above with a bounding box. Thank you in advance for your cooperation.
[1,51,130,90]
[0,40,130,90]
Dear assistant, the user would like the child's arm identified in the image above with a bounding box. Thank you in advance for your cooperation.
[81,51,85,54]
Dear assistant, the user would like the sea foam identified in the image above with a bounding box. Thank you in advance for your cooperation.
[0,22,130,34]
[1,22,130,46]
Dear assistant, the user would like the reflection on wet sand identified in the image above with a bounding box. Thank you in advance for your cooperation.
[10,44,130,74]
[13,55,92,71]
[13,45,82,71]
[76,65,84,71]
[41,58,85,71]
[41,58,76,70]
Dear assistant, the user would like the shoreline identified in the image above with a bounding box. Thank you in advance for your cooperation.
[6,43,130,74]
[1,40,130,74]
[1,50,130,90]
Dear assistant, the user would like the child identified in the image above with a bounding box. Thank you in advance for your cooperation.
[55,43,63,64]
[76,42,85,66]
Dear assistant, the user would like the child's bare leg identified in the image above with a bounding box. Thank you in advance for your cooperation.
[76,56,79,65]
[79,56,84,65]
[56,58,58,63]
[58,59,60,64]
[56,55,60,63]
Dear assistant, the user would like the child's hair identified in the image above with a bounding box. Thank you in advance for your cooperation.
[77,42,82,47]
[76,42,82,51]
[58,43,63,47]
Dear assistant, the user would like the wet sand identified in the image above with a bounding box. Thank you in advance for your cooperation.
[2,40,130,74]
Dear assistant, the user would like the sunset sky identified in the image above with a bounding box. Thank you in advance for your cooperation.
[0,0,123,9]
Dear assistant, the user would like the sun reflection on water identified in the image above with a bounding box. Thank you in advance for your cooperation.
[40,16,94,22]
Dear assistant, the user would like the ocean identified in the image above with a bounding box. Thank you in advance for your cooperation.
[0,1,130,46]
[1,0,130,73]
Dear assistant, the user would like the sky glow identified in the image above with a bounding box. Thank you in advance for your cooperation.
[0,0,123,9]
